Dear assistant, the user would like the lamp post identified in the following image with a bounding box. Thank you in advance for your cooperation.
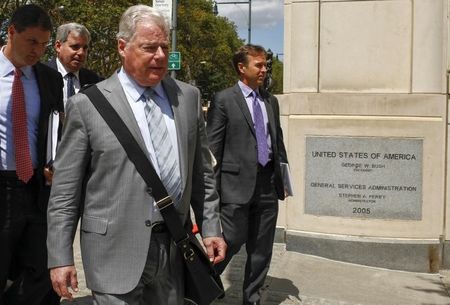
[171,0,177,78]
[213,0,252,43]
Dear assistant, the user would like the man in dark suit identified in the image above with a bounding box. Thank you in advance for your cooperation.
[206,44,288,305]
[47,22,103,103]
[0,4,63,305]
[46,22,102,168]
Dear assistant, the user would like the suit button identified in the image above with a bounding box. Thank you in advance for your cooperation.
[146,187,152,195]
[145,220,152,227]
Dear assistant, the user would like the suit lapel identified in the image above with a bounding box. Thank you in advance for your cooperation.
[79,69,87,87]
[161,76,187,191]
[232,84,256,137]
[34,63,52,168]
[100,72,148,154]
[78,68,98,87]
[263,95,277,147]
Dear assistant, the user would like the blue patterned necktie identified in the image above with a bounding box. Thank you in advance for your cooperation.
[252,91,269,166]
[143,88,181,203]
[66,72,75,98]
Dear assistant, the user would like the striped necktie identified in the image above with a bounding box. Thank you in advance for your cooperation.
[143,88,181,204]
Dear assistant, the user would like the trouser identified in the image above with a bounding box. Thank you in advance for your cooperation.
[215,165,279,305]
[92,230,184,305]
[0,171,59,305]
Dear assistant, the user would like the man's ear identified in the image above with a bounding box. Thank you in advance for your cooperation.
[54,40,62,54]
[117,39,127,57]
[237,62,245,75]
[7,25,16,39]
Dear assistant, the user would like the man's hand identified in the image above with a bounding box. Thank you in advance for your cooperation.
[203,236,227,265]
[43,166,54,186]
[50,265,79,300]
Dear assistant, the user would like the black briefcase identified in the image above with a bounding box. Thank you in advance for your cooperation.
[182,231,224,305]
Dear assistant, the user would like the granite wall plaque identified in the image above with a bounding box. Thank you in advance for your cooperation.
[305,136,423,220]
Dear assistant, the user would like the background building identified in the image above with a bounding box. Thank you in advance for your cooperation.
[278,0,449,272]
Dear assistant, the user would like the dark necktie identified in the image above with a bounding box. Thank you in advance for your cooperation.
[12,68,33,183]
[66,72,76,98]
[252,91,269,166]
[143,88,181,204]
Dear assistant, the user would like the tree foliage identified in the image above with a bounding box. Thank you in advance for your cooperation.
[0,0,282,97]
[271,57,283,94]
[0,0,139,77]
[176,0,243,102]
[46,0,138,77]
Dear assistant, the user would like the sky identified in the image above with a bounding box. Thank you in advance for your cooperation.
[214,0,284,60]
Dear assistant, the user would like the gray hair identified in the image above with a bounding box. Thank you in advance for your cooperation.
[116,5,169,41]
[56,22,91,43]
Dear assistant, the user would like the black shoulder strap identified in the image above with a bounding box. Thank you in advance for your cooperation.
[81,85,188,242]
[82,85,168,201]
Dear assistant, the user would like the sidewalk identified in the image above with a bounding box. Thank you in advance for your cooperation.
[63,233,450,305]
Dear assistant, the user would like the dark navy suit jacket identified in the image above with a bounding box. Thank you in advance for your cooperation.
[33,62,64,212]
[46,58,103,88]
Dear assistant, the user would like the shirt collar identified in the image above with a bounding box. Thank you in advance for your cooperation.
[238,80,259,98]
[0,46,34,79]
[56,57,79,79]
[118,67,165,102]
[152,83,165,99]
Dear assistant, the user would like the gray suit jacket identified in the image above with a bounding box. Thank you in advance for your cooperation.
[47,72,221,294]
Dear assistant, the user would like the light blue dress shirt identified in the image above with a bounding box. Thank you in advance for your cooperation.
[0,48,40,170]
[238,81,273,158]
[117,68,180,221]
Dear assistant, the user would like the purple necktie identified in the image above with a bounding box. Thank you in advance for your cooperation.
[252,91,269,166]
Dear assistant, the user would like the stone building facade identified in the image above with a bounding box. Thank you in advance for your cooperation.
[278,0,449,272]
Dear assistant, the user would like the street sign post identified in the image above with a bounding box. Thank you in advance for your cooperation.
[153,0,173,27]
[168,51,181,71]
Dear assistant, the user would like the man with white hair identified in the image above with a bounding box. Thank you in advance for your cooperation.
[46,5,226,305]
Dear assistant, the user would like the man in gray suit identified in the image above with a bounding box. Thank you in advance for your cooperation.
[46,4,226,305]
[206,44,288,305]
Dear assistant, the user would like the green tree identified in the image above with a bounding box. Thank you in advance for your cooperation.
[0,0,140,77]
[176,0,243,102]
[43,0,142,77]
[0,0,29,43]
[0,0,261,97]
[271,57,283,94]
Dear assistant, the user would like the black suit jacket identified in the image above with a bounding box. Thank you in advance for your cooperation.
[46,58,103,88]
[33,62,64,211]
[206,83,288,203]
